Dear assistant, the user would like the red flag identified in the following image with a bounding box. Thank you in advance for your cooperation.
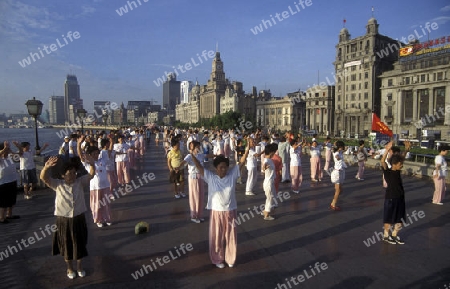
[372,113,393,137]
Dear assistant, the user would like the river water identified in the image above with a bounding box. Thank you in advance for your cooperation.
[0,127,68,155]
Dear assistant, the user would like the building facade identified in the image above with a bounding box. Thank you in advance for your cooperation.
[256,92,306,134]
[180,80,193,104]
[305,85,335,135]
[163,73,180,114]
[64,74,83,123]
[48,95,65,124]
[175,81,200,124]
[333,17,400,137]
[380,39,450,140]
[199,51,227,119]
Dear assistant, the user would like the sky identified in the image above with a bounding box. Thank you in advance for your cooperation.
[0,0,449,115]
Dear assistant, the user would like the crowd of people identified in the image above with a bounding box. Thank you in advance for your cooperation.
[0,124,448,277]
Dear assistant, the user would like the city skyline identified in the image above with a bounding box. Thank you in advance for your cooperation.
[0,0,449,114]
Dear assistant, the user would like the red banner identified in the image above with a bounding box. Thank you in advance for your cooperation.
[372,113,393,137]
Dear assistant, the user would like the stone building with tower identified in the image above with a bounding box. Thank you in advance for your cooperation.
[333,17,400,137]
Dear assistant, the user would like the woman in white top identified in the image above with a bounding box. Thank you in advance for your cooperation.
[433,145,449,205]
[211,134,225,156]
[78,136,112,227]
[262,144,277,220]
[190,146,249,269]
[330,141,347,211]
[245,138,263,196]
[181,141,213,223]
[289,138,303,194]
[309,141,323,182]
[0,141,19,223]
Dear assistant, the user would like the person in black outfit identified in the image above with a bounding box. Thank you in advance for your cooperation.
[380,141,406,245]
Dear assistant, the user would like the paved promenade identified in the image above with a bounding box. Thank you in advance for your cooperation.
[1,141,449,289]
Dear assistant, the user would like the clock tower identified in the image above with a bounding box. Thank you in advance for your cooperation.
[210,52,226,90]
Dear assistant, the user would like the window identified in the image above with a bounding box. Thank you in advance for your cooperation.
[405,77,410,85]
[364,102,368,109]
[387,93,392,101]
[387,106,392,116]
[359,83,361,90]
[351,104,355,108]
[338,95,341,101]
[323,92,326,96]
[351,66,357,71]
[365,72,369,79]
[388,79,393,87]
[351,94,356,101]
[315,93,319,97]
[351,74,356,81]
[364,82,368,89]
[351,84,356,90]
[277,108,282,115]
[437,72,443,81]
[420,74,426,82]
[364,92,368,99]
[358,93,361,100]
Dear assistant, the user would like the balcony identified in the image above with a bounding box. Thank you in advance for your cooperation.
[384,116,394,122]
[384,100,396,106]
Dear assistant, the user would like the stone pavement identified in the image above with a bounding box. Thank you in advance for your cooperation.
[1,141,449,289]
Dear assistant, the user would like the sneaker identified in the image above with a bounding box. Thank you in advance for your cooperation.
[245,191,256,196]
[174,194,181,199]
[191,218,201,223]
[228,264,234,268]
[106,222,112,226]
[199,218,205,222]
[392,235,405,245]
[67,271,76,279]
[180,192,186,198]
[216,263,225,269]
[264,216,275,221]
[176,183,180,186]
[432,202,443,205]
[383,236,396,244]
[77,270,86,277]
[292,191,299,194]
[96,223,104,228]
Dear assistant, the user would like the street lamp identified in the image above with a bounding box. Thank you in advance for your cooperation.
[77,108,87,134]
[102,113,109,130]
[25,97,43,154]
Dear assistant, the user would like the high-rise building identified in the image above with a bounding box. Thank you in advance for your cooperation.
[333,17,399,137]
[48,96,65,124]
[163,73,180,114]
[64,74,83,123]
[180,81,193,103]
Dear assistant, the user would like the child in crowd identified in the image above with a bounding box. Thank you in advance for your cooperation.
[167,139,186,199]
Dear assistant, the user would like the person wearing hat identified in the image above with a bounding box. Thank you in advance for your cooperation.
[433,145,449,205]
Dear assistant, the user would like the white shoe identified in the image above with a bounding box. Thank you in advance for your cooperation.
[191,218,201,223]
[180,192,186,198]
[216,263,225,269]
[106,222,112,226]
[96,223,104,227]
[245,191,256,196]
[174,194,181,199]
[433,202,443,205]
[228,264,234,268]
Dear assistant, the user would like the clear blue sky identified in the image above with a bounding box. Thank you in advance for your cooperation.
[0,0,449,114]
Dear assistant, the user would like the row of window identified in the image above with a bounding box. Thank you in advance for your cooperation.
[387,71,446,86]
[401,56,450,71]
[336,102,369,110]
[336,92,370,102]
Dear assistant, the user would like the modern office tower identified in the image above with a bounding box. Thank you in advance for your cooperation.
[64,74,83,123]
[163,73,180,114]
[180,81,193,104]
[48,95,65,124]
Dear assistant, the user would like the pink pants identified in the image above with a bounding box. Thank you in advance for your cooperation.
[90,188,111,223]
[290,166,303,191]
[116,161,130,185]
[139,139,145,156]
[107,170,118,194]
[128,149,135,170]
[433,177,446,203]
[188,176,205,219]
[209,210,237,265]
[310,157,322,179]
[356,161,365,178]
[324,150,332,171]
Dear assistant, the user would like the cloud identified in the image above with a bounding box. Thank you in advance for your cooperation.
[430,16,450,25]
[440,5,450,12]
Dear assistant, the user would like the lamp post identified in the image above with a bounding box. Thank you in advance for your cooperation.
[77,108,87,134]
[102,113,109,130]
[25,97,43,154]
